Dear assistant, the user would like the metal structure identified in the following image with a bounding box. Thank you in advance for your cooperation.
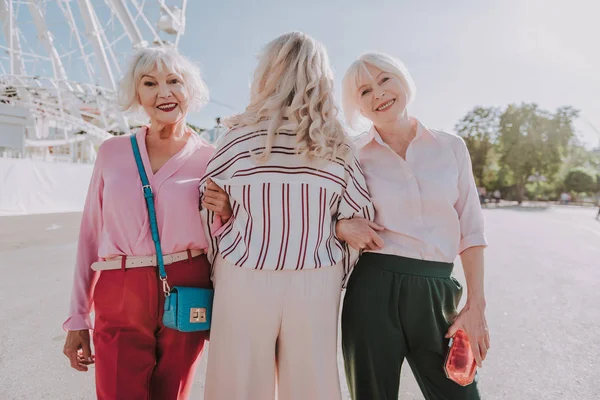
[0,0,187,162]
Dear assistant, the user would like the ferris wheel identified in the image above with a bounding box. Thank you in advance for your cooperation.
[0,0,188,161]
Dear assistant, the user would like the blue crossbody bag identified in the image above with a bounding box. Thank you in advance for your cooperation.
[130,135,213,332]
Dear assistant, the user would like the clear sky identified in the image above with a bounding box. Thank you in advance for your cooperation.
[3,0,598,147]
[177,0,599,147]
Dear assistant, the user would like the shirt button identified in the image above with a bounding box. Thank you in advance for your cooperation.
[407,174,413,179]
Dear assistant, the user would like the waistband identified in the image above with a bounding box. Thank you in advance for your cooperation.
[359,252,453,278]
[91,249,205,271]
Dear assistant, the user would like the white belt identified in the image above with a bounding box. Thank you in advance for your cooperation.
[91,249,205,271]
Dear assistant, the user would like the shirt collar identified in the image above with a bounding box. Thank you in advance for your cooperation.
[363,118,437,149]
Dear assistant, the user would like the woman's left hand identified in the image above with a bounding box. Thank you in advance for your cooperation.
[445,301,490,368]
[336,218,384,251]
[202,178,233,222]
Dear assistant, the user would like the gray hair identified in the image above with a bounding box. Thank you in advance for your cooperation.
[342,52,416,129]
[118,46,209,114]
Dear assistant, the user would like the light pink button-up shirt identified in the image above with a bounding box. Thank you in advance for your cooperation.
[64,127,215,331]
[356,119,487,262]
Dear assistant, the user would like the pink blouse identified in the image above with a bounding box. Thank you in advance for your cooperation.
[356,119,487,262]
[63,127,215,331]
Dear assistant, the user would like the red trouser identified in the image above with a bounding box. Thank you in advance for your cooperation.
[93,253,211,400]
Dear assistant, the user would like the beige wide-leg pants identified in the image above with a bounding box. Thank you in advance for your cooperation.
[204,254,343,400]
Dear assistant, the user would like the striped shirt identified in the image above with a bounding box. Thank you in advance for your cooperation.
[199,119,374,282]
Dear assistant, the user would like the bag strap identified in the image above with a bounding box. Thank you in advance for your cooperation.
[130,135,170,296]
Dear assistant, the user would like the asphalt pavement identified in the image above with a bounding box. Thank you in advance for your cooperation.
[1,205,599,399]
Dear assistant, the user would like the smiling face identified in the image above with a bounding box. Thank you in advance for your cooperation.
[356,63,408,126]
[137,65,189,125]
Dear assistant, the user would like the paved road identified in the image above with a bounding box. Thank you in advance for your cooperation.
[1,206,599,399]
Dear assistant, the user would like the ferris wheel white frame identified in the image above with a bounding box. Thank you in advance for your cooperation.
[0,0,188,158]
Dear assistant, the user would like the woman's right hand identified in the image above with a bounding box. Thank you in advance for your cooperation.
[336,218,384,251]
[202,178,233,223]
[63,330,94,372]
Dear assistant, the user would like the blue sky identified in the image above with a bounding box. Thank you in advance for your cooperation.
[178,0,600,147]
[3,0,598,147]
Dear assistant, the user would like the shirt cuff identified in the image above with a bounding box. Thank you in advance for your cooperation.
[459,233,488,254]
[211,215,233,237]
[63,314,93,332]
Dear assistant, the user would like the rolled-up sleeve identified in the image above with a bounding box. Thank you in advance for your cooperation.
[454,138,488,253]
[198,132,235,265]
[337,153,375,285]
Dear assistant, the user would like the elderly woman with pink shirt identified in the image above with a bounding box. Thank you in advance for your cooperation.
[61,47,230,400]
[336,53,490,400]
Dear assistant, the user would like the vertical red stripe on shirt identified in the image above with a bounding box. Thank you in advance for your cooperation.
[259,183,272,269]
[325,192,337,265]
[325,219,336,265]
[313,187,325,268]
[256,183,268,269]
[295,184,305,270]
[300,184,310,269]
[241,185,254,266]
[235,185,253,266]
[329,192,338,209]
[276,184,286,270]
[282,184,291,269]
[216,185,238,255]
[296,184,307,270]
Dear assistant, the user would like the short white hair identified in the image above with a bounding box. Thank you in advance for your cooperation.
[118,46,209,114]
[342,52,416,129]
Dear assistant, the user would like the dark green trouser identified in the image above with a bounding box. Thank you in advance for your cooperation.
[341,253,481,400]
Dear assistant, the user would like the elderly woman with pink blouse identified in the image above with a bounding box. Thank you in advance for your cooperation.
[61,47,230,400]
[336,53,490,400]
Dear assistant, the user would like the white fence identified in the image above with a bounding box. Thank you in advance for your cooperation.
[0,157,93,216]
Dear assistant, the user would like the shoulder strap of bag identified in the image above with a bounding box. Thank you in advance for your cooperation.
[130,134,170,295]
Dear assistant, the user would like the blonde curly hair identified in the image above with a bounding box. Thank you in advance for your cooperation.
[226,31,349,162]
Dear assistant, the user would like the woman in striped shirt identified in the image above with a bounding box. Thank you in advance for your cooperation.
[338,53,489,400]
[199,32,377,400]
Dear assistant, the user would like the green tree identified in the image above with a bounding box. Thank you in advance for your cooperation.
[497,104,578,203]
[455,106,500,187]
[564,167,597,193]
[563,142,594,169]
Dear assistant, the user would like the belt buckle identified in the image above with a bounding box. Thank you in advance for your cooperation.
[190,308,206,323]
